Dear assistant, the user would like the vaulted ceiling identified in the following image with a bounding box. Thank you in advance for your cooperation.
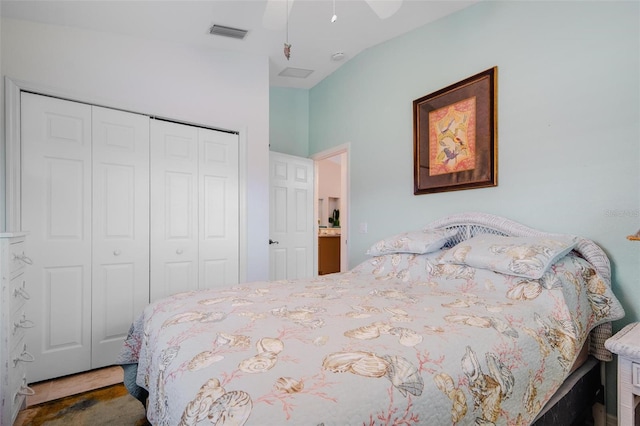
[1,0,477,89]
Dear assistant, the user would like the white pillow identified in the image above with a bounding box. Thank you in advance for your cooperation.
[439,234,578,279]
[367,228,458,256]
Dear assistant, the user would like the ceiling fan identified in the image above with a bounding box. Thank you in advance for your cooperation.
[262,0,403,30]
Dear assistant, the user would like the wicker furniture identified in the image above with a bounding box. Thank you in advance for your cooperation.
[605,322,640,425]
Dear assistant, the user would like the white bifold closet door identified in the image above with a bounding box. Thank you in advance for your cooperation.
[91,106,150,368]
[21,93,239,383]
[22,93,150,382]
[150,120,239,302]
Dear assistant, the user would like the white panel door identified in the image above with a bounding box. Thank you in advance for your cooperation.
[199,128,239,289]
[22,93,92,382]
[91,106,150,367]
[150,120,199,301]
[269,152,314,280]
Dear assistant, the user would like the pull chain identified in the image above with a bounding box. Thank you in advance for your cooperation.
[284,0,291,60]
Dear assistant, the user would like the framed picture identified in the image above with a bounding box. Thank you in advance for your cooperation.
[413,67,497,194]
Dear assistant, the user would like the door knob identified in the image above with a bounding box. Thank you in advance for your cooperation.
[269,239,279,245]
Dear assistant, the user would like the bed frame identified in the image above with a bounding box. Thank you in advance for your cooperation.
[532,356,602,425]
[425,212,613,424]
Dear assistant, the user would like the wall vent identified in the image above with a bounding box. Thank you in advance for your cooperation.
[278,67,314,79]
[209,24,249,40]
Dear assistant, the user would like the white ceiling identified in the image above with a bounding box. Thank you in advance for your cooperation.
[0,0,478,89]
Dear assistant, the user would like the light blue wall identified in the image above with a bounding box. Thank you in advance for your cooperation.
[270,87,309,156]
[307,1,639,414]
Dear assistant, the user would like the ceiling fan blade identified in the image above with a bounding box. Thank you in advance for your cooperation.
[262,0,296,30]
[364,0,403,19]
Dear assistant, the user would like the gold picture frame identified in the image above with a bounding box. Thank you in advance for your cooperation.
[413,67,498,194]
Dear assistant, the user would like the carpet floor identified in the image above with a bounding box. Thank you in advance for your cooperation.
[15,383,149,426]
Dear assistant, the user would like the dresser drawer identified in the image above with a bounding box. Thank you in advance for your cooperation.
[9,239,30,274]
[11,310,35,344]
[10,341,35,384]
[9,338,26,390]
[9,357,27,399]
[9,340,35,420]
[10,374,33,423]
[633,362,640,387]
[10,272,29,313]
[8,335,35,424]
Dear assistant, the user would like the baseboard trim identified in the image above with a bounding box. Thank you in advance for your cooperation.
[593,402,617,426]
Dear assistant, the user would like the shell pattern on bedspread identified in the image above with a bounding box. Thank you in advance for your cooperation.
[119,250,624,426]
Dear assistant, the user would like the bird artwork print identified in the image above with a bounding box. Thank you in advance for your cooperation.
[429,98,477,176]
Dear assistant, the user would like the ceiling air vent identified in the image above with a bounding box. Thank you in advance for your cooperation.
[278,67,314,79]
[209,24,248,40]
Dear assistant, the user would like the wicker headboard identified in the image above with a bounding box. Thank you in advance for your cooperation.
[423,212,615,361]
[423,212,611,283]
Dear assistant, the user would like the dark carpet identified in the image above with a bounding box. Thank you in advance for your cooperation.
[16,383,149,426]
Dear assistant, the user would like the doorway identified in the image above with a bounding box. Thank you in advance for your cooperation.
[313,144,349,274]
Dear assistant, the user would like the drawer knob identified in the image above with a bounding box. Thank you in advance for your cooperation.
[18,377,35,397]
[176,249,184,255]
[14,378,35,404]
[13,346,35,366]
[18,385,36,397]
[13,285,31,300]
[13,253,33,265]
[113,249,122,256]
[13,316,35,334]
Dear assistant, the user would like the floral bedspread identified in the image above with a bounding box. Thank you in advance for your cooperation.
[117,251,623,425]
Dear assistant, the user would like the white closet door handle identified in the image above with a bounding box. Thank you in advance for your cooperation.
[176,249,184,255]
[113,249,122,256]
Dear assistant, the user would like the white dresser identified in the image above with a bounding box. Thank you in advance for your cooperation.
[0,233,34,426]
[605,322,640,426]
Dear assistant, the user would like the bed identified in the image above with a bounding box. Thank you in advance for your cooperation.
[117,212,624,425]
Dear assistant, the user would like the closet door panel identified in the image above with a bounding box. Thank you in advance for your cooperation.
[45,267,85,346]
[91,106,150,368]
[22,93,92,382]
[150,120,198,301]
[199,129,239,288]
[165,172,195,237]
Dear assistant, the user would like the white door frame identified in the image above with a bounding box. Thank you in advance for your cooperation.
[4,77,248,283]
[311,143,350,272]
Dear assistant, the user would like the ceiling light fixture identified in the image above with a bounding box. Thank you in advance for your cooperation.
[331,0,337,23]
